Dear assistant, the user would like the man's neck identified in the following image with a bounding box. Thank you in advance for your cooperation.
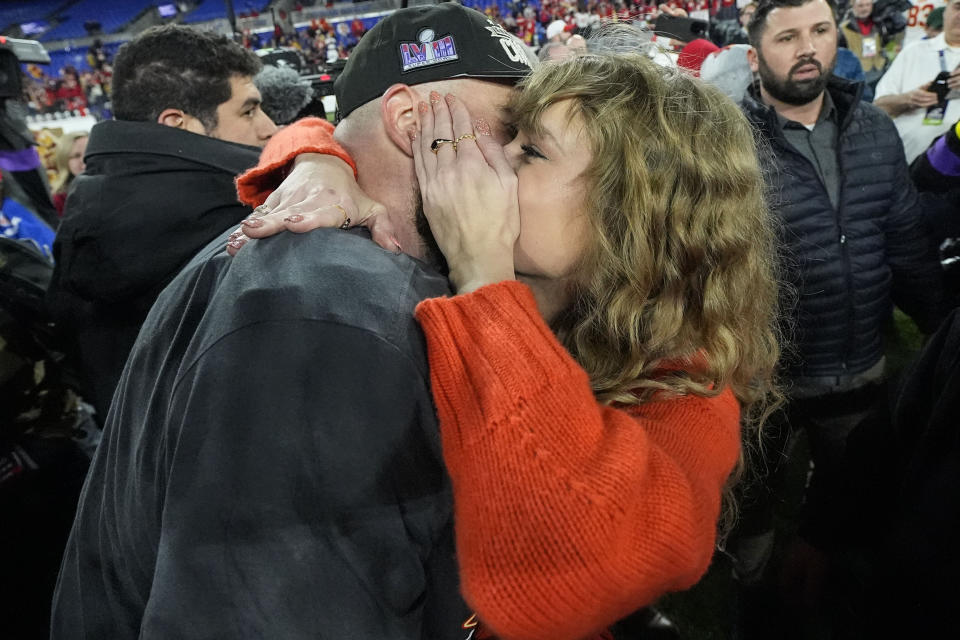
[337,131,425,260]
[946,34,960,49]
[760,86,825,127]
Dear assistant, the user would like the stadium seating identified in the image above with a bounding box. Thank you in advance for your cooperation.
[45,41,124,74]
[183,1,273,25]
[0,1,65,33]
[40,0,158,42]
[460,0,542,17]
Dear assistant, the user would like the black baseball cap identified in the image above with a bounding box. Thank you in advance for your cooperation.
[334,4,534,120]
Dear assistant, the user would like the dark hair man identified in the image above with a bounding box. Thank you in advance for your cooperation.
[734,0,945,630]
[46,25,277,422]
[51,6,531,638]
[111,24,276,147]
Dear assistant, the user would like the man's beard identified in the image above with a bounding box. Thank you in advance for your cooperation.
[757,51,836,106]
[413,189,449,276]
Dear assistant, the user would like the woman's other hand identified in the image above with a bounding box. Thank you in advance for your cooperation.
[411,91,519,293]
[226,153,395,256]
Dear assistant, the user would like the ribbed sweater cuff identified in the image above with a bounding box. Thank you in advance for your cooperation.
[235,117,357,207]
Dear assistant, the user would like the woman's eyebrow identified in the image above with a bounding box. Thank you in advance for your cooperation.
[529,124,562,152]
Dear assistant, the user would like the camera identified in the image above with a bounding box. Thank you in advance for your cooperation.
[930,70,951,102]
[0,37,50,99]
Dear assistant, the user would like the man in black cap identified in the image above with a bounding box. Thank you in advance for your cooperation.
[236,1,534,260]
[50,5,531,639]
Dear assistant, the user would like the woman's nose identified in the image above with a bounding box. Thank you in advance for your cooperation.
[503,141,522,171]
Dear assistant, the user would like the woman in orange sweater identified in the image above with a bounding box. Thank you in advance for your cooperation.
[233,50,780,640]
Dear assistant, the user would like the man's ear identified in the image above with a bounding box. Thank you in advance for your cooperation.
[380,83,420,157]
[157,108,187,129]
[158,109,207,135]
[746,46,760,73]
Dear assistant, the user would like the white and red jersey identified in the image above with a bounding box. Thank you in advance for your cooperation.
[903,0,945,49]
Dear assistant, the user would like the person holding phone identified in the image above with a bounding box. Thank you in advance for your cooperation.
[875,0,960,162]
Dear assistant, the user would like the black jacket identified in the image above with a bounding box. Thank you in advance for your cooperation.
[51,228,468,638]
[909,118,960,240]
[47,120,260,419]
[740,78,944,380]
[800,307,960,635]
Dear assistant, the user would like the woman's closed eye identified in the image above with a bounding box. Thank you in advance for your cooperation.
[521,143,547,160]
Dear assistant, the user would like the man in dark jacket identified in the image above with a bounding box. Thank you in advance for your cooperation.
[732,0,945,616]
[909,118,960,305]
[804,306,960,637]
[51,5,531,638]
[46,25,277,422]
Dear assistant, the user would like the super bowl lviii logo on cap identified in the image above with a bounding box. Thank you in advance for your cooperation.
[400,27,458,72]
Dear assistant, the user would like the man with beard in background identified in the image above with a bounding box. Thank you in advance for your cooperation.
[731,0,946,636]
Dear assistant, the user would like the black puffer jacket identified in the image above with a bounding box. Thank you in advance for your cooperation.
[741,77,944,380]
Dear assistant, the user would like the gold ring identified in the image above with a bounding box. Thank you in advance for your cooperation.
[455,133,476,146]
[430,138,455,154]
[334,203,351,229]
[252,204,270,217]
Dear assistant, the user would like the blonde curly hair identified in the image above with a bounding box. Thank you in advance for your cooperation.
[509,44,783,530]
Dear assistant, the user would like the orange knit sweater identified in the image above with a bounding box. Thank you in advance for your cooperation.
[415,282,740,640]
[236,120,742,640]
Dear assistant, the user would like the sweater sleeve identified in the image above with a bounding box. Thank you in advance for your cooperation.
[414,281,741,640]
[235,117,357,207]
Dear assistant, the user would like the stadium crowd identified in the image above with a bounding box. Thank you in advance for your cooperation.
[1,0,958,639]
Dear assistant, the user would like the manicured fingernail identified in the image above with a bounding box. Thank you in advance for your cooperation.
[242,218,264,228]
[475,118,491,136]
[418,101,428,114]
[429,91,441,104]
[283,214,304,223]
[229,230,243,241]
[406,126,418,140]
[390,235,402,254]
[445,93,456,105]
[227,238,246,250]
